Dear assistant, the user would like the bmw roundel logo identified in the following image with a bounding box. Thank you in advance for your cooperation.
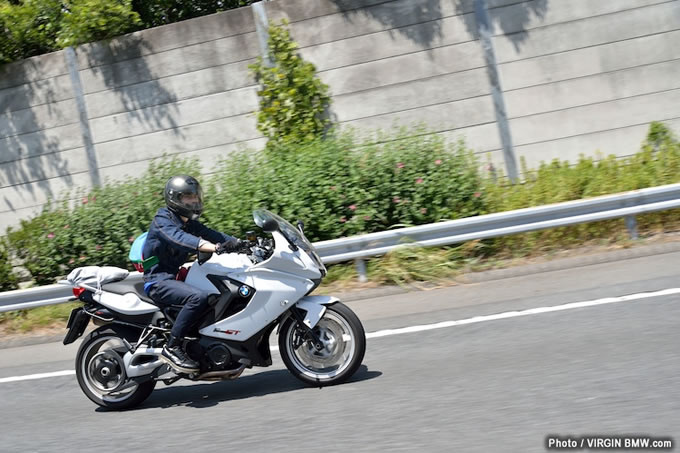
[238,285,251,297]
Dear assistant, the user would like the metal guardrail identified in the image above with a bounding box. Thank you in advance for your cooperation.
[313,182,680,264]
[2,183,680,313]
[0,284,75,314]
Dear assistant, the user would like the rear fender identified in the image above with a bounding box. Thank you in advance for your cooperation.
[295,295,339,329]
[63,307,90,345]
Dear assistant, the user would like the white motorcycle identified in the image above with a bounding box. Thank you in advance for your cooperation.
[61,210,366,410]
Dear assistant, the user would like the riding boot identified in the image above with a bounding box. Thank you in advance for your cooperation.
[162,335,199,372]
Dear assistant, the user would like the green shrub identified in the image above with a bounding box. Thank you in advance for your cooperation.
[0,238,18,291]
[0,0,63,64]
[56,0,141,47]
[484,121,680,256]
[249,20,331,150]
[0,0,141,64]
[204,128,486,241]
[132,0,254,28]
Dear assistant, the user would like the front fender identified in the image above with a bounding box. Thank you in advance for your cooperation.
[296,295,339,329]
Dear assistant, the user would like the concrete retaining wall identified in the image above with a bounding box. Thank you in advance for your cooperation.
[272,0,680,168]
[0,0,678,231]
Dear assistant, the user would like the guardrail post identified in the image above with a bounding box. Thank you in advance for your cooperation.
[624,215,638,240]
[355,259,367,283]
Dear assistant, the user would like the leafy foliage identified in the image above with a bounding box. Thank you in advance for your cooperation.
[249,20,332,150]
[0,0,63,64]
[0,238,18,291]
[204,128,485,241]
[0,0,140,63]
[132,0,254,28]
[57,0,141,47]
[0,0,253,64]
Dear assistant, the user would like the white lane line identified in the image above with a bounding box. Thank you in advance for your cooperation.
[0,370,75,384]
[2,287,679,385]
[366,287,680,339]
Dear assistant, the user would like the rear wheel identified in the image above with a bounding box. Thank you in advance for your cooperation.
[279,302,366,386]
[75,325,156,410]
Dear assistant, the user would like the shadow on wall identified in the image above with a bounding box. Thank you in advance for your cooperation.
[82,35,183,148]
[456,0,549,51]
[0,32,185,224]
[327,0,444,49]
[324,0,549,54]
[0,57,69,212]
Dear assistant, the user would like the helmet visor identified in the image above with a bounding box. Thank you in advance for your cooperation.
[179,187,203,218]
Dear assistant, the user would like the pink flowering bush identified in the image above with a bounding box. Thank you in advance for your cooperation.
[205,127,486,241]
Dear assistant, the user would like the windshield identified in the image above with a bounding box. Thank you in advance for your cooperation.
[253,209,326,272]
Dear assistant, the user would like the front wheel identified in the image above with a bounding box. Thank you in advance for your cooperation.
[279,302,366,386]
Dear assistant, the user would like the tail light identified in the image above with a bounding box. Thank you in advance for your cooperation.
[72,287,86,298]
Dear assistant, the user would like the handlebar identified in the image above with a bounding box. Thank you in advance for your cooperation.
[198,237,273,266]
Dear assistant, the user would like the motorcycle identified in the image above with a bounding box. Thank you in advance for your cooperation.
[60,209,366,410]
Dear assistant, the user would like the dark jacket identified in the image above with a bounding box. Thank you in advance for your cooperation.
[142,207,233,291]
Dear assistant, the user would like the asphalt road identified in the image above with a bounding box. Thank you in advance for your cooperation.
[0,251,679,452]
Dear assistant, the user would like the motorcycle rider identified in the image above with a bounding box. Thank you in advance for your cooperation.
[142,175,243,372]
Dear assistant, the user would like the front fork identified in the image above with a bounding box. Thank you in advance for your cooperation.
[278,296,339,351]
[288,306,325,352]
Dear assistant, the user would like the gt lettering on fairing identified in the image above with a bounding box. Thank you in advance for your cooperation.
[214,328,241,335]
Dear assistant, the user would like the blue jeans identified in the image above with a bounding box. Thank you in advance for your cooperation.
[148,279,212,339]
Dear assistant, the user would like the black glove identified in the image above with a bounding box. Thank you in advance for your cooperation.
[215,238,242,254]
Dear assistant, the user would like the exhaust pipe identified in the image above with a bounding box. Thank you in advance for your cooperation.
[195,364,247,381]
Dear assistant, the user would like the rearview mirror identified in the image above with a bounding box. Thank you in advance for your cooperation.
[261,219,279,233]
[297,220,305,234]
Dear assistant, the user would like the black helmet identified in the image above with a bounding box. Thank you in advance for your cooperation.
[164,175,203,220]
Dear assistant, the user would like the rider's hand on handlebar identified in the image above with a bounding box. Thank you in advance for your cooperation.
[215,238,243,254]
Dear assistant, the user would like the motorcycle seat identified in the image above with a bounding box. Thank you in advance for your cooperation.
[101,275,155,304]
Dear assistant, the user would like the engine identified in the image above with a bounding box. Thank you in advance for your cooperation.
[205,343,232,369]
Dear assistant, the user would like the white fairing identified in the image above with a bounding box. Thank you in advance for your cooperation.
[195,230,324,341]
[95,291,159,315]
[184,253,253,294]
